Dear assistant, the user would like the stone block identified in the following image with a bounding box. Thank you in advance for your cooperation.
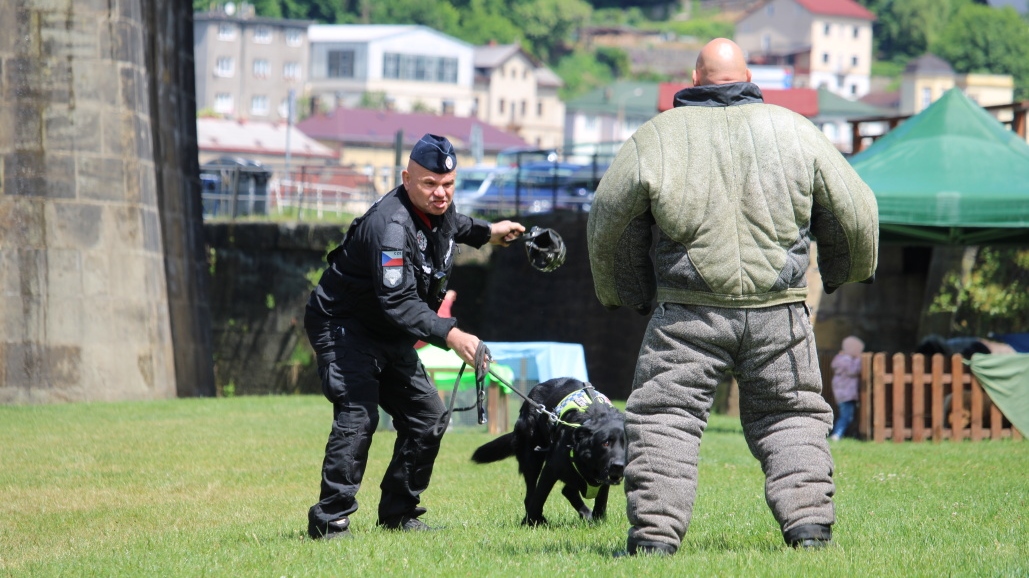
[3,149,76,199]
[0,296,27,342]
[44,247,83,297]
[81,251,109,297]
[77,155,125,201]
[44,295,84,343]
[142,208,162,253]
[99,109,123,156]
[107,204,142,247]
[47,201,102,249]
[1,341,82,392]
[45,105,101,152]
[0,197,45,247]
[14,102,43,149]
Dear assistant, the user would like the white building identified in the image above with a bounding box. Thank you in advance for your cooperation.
[307,25,476,116]
[472,44,565,150]
[735,0,875,99]
[193,5,312,120]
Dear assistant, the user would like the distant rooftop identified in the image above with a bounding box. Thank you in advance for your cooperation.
[904,54,955,75]
[197,117,338,160]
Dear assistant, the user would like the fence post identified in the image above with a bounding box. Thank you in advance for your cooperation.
[911,353,925,442]
[990,397,1004,440]
[951,354,967,441]
[931,354,945,442]
[892,353,907,443]
[970,374,985,441]
[873,352,886,443]
[859,352,872,440]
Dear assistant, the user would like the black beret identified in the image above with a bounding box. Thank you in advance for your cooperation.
[410,133,457,173]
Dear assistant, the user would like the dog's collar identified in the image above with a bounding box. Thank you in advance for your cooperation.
[552,386,612,425]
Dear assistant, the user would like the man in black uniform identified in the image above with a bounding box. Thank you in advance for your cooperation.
[305,134,525,540]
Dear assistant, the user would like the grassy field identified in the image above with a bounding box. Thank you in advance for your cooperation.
[1,395,1026,577]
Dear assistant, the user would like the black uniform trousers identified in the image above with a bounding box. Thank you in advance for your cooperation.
[305,309,448,537]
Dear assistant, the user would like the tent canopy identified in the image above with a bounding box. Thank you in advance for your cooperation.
[849,88,1029,245]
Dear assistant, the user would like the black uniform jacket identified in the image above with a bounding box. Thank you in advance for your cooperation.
[308,184,492,350]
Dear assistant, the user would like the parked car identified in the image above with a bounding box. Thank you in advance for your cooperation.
[455,161,605,216]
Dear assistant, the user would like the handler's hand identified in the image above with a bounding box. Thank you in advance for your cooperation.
[446,327,489,371]
[489,220,525,246]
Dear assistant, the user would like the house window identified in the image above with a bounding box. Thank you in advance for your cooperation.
[442,100,455,115]
[921,87,932,109]
[251,95,269,116]
[851,56,858,67]
[537,101,543,117]
[283,62,301,81]
[824,23,831,36]
[328,50,355,78]
[499,99,505,114]
[214,93,233,114]
[850,84,858,95]
[215,56,234,77]
[853,26,860,39]
[278,97,291,119]
[382,53,458,83]
[762,34,771,52]
[822,53,830,64]
[520,100,527,117]
[252,59,270,78]
[585,115,597,130]
[253,26,272,44]
[217,23,236,40]
[285,28,302,46]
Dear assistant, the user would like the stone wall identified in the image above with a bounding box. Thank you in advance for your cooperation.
[0,1,212,402]
[204,215,651,400]
[204,219,932,403]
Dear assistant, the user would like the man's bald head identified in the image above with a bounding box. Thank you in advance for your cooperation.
[692,38,751,87]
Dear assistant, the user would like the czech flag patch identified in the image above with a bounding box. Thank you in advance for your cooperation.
[381,251,404,267]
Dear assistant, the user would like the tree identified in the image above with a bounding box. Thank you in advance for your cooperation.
[555,48,614,100]
[512,0,592,63]
[364,0,462,35]
[857,0,974,63]
[450,0,522,46]
[933,4,1029,99]
[929,247,1029,336]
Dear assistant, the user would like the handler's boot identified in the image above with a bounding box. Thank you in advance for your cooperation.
[309,516,352,540]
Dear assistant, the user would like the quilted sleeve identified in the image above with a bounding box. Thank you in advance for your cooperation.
[587,135,657,313]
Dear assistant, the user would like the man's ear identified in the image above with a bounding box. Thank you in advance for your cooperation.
[746,68,752,83]
[692,68,699,86]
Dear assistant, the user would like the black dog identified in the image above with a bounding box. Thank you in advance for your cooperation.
[471,377,626,526]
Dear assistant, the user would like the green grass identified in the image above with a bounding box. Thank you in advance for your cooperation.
[1,396,1026,577]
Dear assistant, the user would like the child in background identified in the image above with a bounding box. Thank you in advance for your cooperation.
[830,336,865,440]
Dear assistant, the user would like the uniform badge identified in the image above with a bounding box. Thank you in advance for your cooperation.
[416,230,427,252]
[445,156,454,170]
[381,251,404,288]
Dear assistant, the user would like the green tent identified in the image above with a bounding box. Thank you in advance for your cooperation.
[849,88,1029,245]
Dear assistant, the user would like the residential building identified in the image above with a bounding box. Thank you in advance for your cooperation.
[564,81,660,160]
[296,108,528,192]
[900,53,1014,116]
[196,117,338,166]
[472,44,565,149]
[734,0,875,98]
[306,25,476,117]
[194,5,312,120]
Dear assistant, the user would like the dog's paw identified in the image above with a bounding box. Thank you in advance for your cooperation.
[521,515,548,527]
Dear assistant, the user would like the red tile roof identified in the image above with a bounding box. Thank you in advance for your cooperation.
[793,0,876,20]
[296,108,528,153]
[658,82,819,117]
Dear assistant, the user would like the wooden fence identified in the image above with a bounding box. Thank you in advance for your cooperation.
[858,352,1024,443]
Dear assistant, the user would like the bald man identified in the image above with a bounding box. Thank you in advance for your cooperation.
[588,39,878,555]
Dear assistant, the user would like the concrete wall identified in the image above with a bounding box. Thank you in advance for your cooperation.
[0,1,213,402]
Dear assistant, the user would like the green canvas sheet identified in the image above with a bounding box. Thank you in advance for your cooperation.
[968,353,1029,437]
[850,88,1029,244]
[417,345,515,393]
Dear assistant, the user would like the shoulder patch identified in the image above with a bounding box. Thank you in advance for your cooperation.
[383,221,407,250]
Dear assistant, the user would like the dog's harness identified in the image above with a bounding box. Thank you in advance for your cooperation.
[434,343,612,499]
[553,388,613,499]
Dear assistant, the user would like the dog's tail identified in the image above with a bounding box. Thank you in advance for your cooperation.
[471,432,516,464]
